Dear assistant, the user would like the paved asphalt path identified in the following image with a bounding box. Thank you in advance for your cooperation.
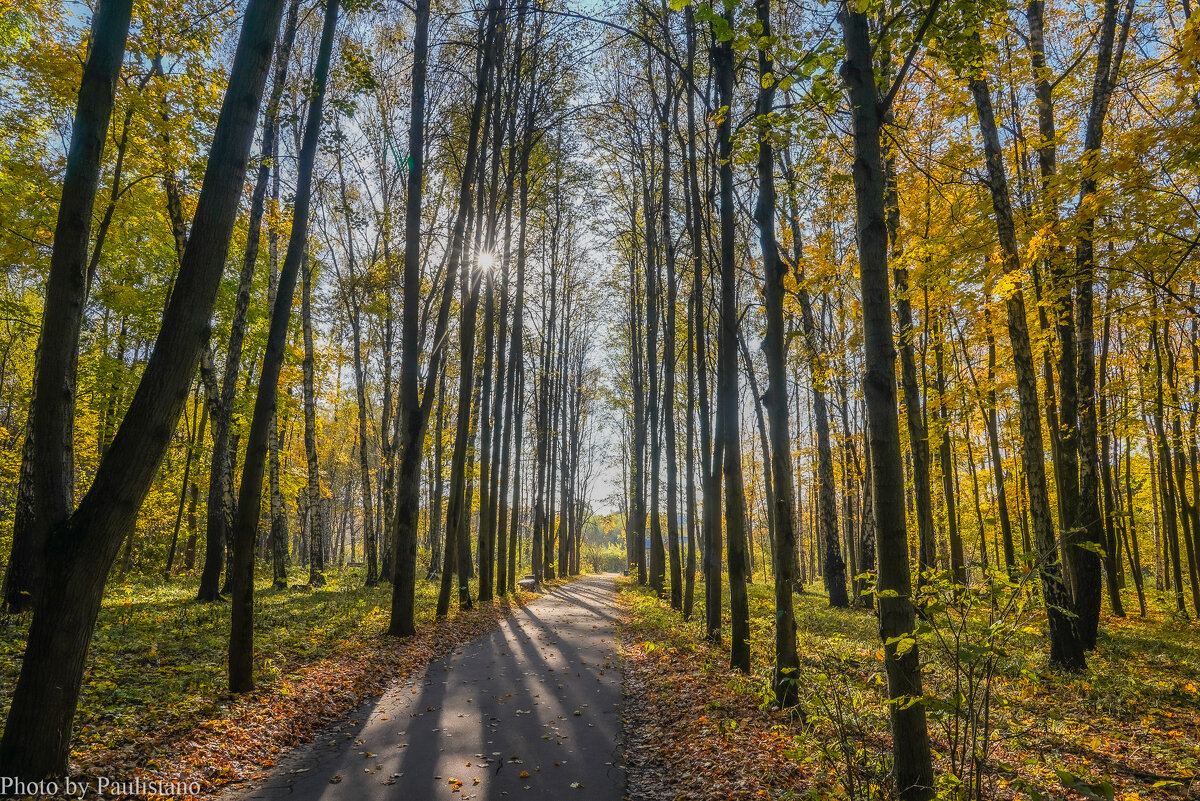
[228,574,624,801]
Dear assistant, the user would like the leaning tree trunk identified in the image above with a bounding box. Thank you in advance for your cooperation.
[267,127,291,591]
[3,0,134,615]
[228,0,339,693]
[197,0,300,602]
[431,0,502,620]
[0,0,286,775]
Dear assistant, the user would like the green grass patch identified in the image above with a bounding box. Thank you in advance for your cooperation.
[619,574,1200,798]
[0,565,445,760]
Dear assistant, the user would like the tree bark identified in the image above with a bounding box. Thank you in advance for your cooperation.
[840,9,935,797]
[197,0,300,602]
[387,0,436,636]
[968,69,1087,669]
[712,8,750,673]
[755,0,800,706]
[3,0,134,615]
[933,319,965,583]
[434,0,503,618]
[229,0,339,693]
[1071,0,1135,647]
[0,0,286,774]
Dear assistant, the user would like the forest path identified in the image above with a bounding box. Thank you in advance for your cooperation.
[229,573,625,801]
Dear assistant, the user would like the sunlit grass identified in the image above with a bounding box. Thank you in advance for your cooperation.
[619,573,1200,794]
[0,566,443,757]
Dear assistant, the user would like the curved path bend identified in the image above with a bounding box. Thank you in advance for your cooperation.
[229,573,624,801]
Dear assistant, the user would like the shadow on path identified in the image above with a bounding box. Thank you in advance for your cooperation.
[225,573,624,801]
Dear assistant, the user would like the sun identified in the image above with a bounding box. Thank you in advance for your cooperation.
[477,250,497,272]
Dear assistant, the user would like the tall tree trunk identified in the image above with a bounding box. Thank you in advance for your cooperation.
[660,75,682,610]
[1098,307,1125,615]
[983,306,1017,573]
[1071,0,1135,648]
[681,4,719,641]
[968,68,1087,669]
[712,8,750,674]
[509,357,526,592]
[755,0,800,707]
[643,108,664,596]
[435,0,503,618]
[3,0,135,615]
[334,122,378,587]
[387,0,438,636]
[0,0,286,774]
[629,221,648,585]
[797,285,849,607]
[1152,311,1188,615]
[427,371,447,580]
[885,192,935,578]
[165,386,203,578]
[859,427,877,609]
[497,106,532,593]
[197,0,300,602]
[1123,433,1147,615]
[933,319,966,583]
[301,255,326,588]
[840,9,936,797]
[740,334,776,576]
[229,0,339,693]
[683,264,698,620]
[268,129,290,591]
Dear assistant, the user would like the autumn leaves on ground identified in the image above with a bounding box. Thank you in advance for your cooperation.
[0,570,1194,800]
[2,0,1200,797]
[618,577,1200,801]
[0,570,529,795]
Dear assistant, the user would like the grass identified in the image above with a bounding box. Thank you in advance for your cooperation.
[618,573,1200,799]
[0,565,529,785]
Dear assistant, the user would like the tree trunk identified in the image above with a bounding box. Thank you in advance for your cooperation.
[197,0,300,602]
[933,319,965,583]
[3,0,134,615]
[300,253,327,589]
[755,0,800,707]
[659,58,682,609]
[497,109,532,594]
[165,387,201,578]
[643,73,664,597]
[1152,311,1188,615]
[0,0,286,774]
[840,9,935,797]
[1071,0,1135,647]
[229,0,338,693]
[968,69,1087,669]
[1097,307,1125,615]
[983,306,1017,573]
[434,0,503,619]
[677,4,718,640]
[712,8,750,674]
[387,0,437,636]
